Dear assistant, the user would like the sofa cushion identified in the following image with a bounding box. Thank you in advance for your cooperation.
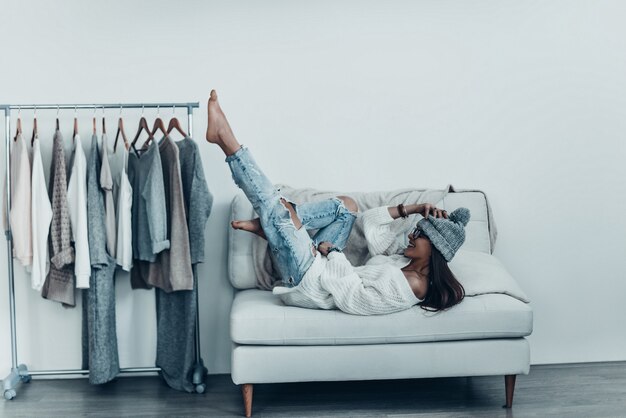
[449,250,529,303]
[231,289,533,346]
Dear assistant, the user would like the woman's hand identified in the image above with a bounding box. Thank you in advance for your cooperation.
[317,242,342,256]
[416,203,448,219]
[317,241,333,256]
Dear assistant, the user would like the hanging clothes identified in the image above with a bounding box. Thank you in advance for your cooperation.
[115,147,133,272]
[177,136,213,264]
[30,135,52,291]
[128,139,169,269]
[41,130,75,307]
[81,133,119,385]
[3,132,33,267]
[132,136,193,292]
[155,272,198,393]
[100,133,116,258]
[156,136,213,393]
[66,134,91,289]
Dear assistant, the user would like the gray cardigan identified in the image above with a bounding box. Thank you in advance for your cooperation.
[41,130,75,306]
[176,136,213,264]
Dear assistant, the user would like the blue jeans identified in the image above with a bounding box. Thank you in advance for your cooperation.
[226,146,357,286]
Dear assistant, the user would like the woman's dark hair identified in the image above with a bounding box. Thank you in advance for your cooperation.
[418,245,465,312]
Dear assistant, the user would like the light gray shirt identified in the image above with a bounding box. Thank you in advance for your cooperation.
[128,140,169,262]
[100,133,116,257]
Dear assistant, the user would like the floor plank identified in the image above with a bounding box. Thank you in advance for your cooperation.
[2,361,626,417]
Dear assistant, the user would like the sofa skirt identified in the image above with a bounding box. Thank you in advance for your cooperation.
[231,337,530,384]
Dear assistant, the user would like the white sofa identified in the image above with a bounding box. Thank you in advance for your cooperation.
[228,187,533,417]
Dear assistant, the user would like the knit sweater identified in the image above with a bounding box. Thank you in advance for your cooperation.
[41,130,75,307]
[176,137,213,264]
[273,206,422,315]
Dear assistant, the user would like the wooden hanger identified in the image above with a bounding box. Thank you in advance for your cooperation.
[114,107,129,152]
[131,106,153,154]
[167,105,187,139]
[14,107,22,141]
[92,106,97,135]
[55,105,60,131]
[101,106,107,134]
[31,107,38,147]
[147,105,167,145]
[73,106,78,143]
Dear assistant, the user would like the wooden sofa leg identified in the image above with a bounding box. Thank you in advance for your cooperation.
[504,374,516,408]
[242,384,253,417]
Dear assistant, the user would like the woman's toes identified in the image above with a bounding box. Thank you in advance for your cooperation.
[232,220,252,231]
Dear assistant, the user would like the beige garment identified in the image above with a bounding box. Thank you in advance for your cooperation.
[3,133,33,267]
[131,137,193,292]
[100,133,116,257]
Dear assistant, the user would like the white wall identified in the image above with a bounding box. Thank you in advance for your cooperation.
[1,0,625,379]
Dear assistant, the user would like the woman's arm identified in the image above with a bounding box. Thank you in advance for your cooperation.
[362,203,448,257]
[388,203,449,220]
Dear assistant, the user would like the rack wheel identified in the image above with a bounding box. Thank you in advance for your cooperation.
[195,383,206,394]
[4,389,16,400]
[20,375,31,384]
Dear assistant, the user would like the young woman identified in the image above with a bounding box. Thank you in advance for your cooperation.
[206,90,469,315]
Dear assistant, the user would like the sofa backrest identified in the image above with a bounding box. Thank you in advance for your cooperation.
[228,188,494,290]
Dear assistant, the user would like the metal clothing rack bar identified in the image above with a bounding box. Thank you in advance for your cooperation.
[27,367,162,376]
[2,101,206,401]
[0,102,198,110]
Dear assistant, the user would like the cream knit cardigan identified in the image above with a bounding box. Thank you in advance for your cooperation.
[273,206,422,315]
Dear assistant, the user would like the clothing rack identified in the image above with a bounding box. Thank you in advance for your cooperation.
[1,102,206,400]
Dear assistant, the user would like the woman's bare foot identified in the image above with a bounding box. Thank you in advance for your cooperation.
[206,89,241,155]
[231,218,266,240]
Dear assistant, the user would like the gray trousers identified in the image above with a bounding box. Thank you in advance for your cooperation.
[155,265,198,393]
[81,256,119,385]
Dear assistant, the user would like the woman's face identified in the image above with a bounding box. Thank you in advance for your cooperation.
[404,227,432,260]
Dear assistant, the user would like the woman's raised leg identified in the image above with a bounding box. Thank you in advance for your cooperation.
[206,90,315,286]
[206,90,285,221]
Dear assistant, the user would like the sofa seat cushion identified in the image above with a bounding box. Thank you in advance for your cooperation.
[231,289,533,346]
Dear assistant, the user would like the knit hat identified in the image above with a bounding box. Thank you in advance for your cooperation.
[418,207,470,262]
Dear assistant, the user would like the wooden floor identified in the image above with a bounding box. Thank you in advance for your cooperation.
[2,361,625,417]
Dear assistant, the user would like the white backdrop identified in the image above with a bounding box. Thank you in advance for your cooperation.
[1,0,625,378]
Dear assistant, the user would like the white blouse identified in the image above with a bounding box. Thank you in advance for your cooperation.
[30,136,53,291]
[115,148,133,271]
[66,135,91,288]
